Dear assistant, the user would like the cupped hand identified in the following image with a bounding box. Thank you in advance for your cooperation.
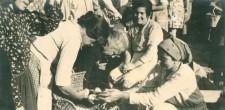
[88,94,97,104]
[98,89,123,103]
[114,12,122,20]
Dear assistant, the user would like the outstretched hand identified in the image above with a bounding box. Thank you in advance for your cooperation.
[88,94,97,104]
[98,89,124,103]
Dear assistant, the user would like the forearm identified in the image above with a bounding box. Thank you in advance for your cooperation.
[124,50,131,63]
[102,0,121,18]
[152,5,167,11]
[133,59,144,68]
[120,91,130,100]
[214,6,223,12]
[59,86,89,100]
[209,1,222,12]
[103,0,117,12]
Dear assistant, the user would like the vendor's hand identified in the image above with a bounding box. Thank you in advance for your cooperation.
[114,12,122,20]
[98,89,123,103]
[123,63,135,73]
[74,88,90,100]
[88,94,97,104]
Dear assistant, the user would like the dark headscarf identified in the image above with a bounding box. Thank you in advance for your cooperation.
[158,37,193,64]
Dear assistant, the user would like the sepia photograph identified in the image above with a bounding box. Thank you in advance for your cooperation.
[0,0,224,110]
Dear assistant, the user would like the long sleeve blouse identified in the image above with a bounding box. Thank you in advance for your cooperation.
[0,2,62,107]
[129,64,206,109]
[128,19,163,63]
[31,20,81,87]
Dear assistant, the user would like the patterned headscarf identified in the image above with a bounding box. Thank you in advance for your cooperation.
[158,37,193,64]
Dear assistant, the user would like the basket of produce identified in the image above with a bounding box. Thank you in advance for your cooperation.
[53,71,86,110]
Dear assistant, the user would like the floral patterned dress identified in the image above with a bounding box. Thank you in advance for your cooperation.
[168,0,185,29]
[0,3,62,110]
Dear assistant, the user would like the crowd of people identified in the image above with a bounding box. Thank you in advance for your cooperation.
[0,0,224,110]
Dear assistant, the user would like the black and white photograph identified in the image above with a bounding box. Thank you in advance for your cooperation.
[0,0,224,110]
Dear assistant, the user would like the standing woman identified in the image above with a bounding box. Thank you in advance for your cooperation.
[0,0,62,109]
[168,0,189,37]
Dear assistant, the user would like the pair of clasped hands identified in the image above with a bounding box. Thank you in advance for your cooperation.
[88,87,124,104]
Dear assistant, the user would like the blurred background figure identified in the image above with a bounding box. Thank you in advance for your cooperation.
[182,0,193,36]
[150,0,169,32]
[209,0,225,87]
[168,0,189,38]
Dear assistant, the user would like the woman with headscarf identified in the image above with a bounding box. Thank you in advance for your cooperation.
[98,38,208,110]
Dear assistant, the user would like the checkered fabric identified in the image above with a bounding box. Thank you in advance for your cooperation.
[29,52,41,96]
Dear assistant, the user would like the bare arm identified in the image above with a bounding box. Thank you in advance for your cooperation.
[102,0,122,19]
[151,0,168,11]
[59,86,90,100]
[152,5,167,11]
[210,0,223,12]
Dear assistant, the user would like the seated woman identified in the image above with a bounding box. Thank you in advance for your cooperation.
[98,38,208,110]
[29,11,110,110]
[108,0,163,90]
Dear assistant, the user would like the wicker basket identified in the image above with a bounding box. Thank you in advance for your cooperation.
[53,71,119,110]
[71,71,86,91]
[54,98,77,110]
[53,71,86,110]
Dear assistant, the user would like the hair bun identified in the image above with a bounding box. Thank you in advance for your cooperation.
[78,11,96,27]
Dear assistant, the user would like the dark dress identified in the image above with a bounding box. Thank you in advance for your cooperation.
[0,2,62,110]
[74,45,102,88]
[0,48,15,110]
